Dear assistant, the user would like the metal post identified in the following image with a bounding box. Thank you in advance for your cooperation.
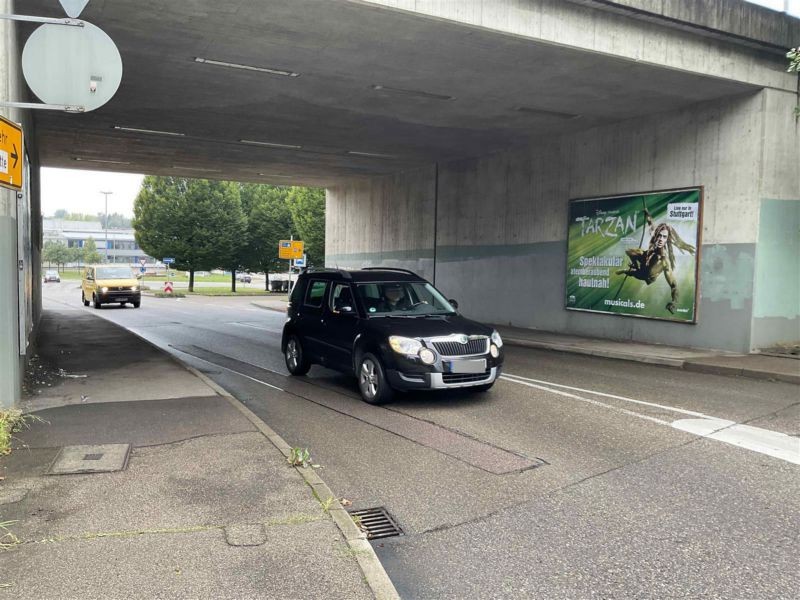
[288,234,293,294]
[100,191,112,262]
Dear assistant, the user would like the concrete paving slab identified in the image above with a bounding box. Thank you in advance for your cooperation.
[17,396,256,449]
[0,524,372,600]
[4,432,322,543]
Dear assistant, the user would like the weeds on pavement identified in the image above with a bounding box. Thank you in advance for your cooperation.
[0,409,42,456]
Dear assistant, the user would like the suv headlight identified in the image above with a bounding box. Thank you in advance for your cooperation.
[389,336,423,355]
[101,287,109,293]
[131,286,138,292]
[491,330,503,348]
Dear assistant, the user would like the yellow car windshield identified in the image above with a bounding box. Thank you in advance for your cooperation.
[95,267,134,279]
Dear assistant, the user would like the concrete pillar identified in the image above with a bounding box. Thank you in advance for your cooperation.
[0,0,21,408]
[0,0,38,409]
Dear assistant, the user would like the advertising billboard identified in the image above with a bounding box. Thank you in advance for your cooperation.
[565,188,702,323]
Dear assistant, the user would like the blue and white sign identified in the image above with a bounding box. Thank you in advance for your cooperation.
[162,257,175,264]
[139,266,146,273]
[293,254,307,268]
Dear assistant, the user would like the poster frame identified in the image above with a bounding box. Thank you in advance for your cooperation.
[564,186,704,324]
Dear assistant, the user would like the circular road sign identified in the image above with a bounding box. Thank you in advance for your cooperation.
[22,21,122,112]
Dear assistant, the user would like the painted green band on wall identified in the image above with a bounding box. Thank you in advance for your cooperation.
[753,199,800,320]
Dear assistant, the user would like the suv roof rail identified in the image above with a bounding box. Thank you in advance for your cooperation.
[361,267,420,276]
[307,268,352,280]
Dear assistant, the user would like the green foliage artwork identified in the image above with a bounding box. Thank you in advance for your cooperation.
[565,189,701,323]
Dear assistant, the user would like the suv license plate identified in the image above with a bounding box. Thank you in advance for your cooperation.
[446,359,486,374]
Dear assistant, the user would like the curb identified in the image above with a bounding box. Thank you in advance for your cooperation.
[503,337,799,384]
[186,366,401,600]
[250,302,287,313]
[502,337,687,368]
[682,361,800,385]
[84,313,400,600]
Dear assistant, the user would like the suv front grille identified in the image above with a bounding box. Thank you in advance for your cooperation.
[442,370,492,384]
[433,338,488,357]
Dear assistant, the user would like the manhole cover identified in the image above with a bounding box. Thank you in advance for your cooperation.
[48,444,131,475]
[348,507,403,540]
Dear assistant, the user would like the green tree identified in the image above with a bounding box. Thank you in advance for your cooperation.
[240,184,292,289]
[67,246,83,266]
[42,241,70,271]
[98,212,132,229]
[133,176,246,291]
[82,237,103,264]
[286,187,325,266]
[53,209,68,219]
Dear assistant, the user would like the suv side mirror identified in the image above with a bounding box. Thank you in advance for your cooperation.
[337,304,355,315]
[449,299,459,310]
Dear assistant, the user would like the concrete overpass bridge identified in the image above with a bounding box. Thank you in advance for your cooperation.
[1,0,798,406]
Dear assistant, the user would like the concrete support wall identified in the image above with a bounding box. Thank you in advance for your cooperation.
[327,89,799,352]
[360,0,796,92]
[1,0,40,409]
[751,89,800,349]
[326,166,436,281]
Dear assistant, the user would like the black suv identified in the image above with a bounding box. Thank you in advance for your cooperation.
[281,268,504,403]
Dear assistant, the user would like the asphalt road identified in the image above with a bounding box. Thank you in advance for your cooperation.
[44,283,800,599]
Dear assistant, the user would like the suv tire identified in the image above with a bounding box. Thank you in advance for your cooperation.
[358,353,394,404]
[94,294,102,309]
[82,292,90,307]
[285,335,311,375]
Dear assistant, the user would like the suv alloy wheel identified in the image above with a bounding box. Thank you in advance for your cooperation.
[358,353,393,404]
[285,336,311,375]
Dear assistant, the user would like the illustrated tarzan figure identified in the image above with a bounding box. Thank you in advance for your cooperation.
[617,209,696,314]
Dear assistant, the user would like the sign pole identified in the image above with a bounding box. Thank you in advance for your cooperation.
[288,235,293,295]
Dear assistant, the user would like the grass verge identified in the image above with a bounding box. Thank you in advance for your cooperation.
[186,288,272,296]
[0,410,40,456]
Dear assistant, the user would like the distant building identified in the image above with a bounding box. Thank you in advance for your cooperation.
[43,219,155,266]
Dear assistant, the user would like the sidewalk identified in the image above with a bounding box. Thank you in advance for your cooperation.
[251,300,799,384]
[0,308,397,599]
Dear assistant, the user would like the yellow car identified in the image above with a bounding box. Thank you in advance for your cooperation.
[81,265,141,309]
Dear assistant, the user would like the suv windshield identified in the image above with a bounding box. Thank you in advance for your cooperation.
[95,267,134,279]
[356,281,455,316]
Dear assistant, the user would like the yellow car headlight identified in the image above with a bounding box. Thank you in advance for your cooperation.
[101,287,109,293]
[389,336,423,355]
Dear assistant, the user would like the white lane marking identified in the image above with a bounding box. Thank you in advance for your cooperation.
[170,349,285,392]
[673,419,800,465]
[502,372,708,418]
[501,374,800,466]
[229,322,283,333]
[500,376,670,426]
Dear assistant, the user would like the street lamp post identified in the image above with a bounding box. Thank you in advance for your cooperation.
[100,191,113,262]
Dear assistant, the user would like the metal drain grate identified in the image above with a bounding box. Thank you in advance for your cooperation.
[348,507,403,540]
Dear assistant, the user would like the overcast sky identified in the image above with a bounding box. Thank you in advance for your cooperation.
[41,167,144,218]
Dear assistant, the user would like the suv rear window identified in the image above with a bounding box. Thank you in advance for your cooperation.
[304,280,327,307]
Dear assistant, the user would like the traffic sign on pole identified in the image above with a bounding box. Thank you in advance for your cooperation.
[163,281,173,294]
[278,240,304,259]
[0,115,23,191]
[139,258,147,266]
[162,257,175,265]
[294,254,307,268]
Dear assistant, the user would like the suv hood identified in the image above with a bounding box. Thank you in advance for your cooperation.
[365,313,493,339]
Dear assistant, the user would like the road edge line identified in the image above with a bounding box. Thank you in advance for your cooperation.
[184,363,401,600]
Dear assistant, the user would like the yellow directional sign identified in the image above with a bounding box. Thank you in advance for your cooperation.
[279,240,304,259]
[0,115,23,191]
